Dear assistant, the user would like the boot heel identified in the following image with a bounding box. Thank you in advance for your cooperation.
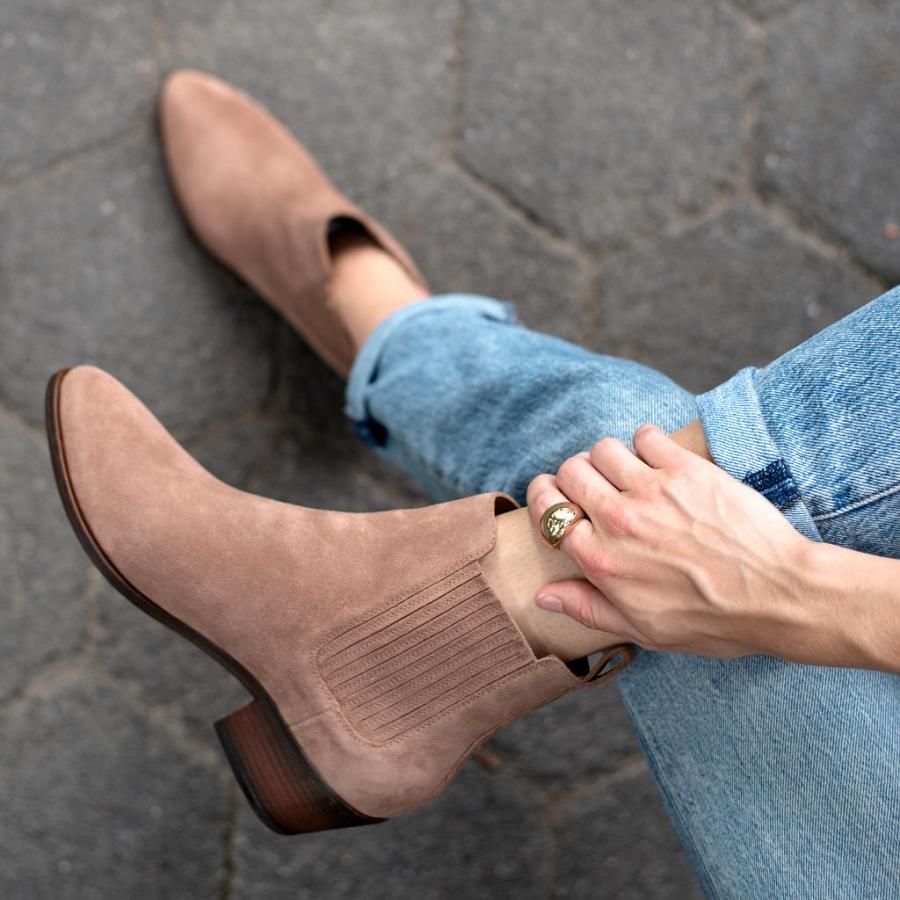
[215,698,381,834]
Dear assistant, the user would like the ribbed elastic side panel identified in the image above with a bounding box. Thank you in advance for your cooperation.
[318,560,534,742]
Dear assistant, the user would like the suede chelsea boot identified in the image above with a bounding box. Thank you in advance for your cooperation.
[160,70,428,377]
[46,366,634,834]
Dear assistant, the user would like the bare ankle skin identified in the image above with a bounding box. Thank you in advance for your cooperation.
[480,508,609,660]
[482,421,713,660]
[670,419,713,463]
[327,230,431,350]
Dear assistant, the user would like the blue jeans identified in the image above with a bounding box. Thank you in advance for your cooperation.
[344,287,900,898]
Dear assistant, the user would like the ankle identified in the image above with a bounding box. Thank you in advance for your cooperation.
[670,419,713,462]
[327,227,430,351]
[480,507,623,661]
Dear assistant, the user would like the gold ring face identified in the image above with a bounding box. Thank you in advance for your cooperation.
[540,501,585,548]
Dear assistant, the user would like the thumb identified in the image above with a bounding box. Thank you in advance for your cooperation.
[535,579,632,636]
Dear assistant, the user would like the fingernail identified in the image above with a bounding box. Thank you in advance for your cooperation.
[536,594,563,613]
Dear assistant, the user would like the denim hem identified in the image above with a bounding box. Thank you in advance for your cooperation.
[343,293,520,444]
[696,367,822,542]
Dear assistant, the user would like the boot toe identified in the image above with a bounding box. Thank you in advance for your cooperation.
[160,68,232,129]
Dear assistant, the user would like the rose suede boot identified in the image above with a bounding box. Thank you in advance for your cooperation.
[46,366,634,834]
[160,69,428,377]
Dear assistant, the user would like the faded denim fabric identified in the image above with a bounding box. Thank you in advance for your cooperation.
[344,289,900,899]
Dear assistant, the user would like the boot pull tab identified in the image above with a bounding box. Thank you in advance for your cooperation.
[583,643,637,685]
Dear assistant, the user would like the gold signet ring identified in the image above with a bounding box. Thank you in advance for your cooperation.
[539,501,588,549]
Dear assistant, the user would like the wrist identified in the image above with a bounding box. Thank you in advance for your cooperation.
[790,539,884,670]
[772,538,853,666]
[791,533,828,623]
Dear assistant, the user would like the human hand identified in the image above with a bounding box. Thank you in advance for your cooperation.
[527,425,815,661]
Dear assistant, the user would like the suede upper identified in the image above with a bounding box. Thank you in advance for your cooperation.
[55,366,593,817]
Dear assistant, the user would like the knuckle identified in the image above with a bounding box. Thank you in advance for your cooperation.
[528,472,553,498]
[591,436,620,461]
[601,501,640,537]
[526,475,555,514]
[633,423,659,447]
[556,455,582,486]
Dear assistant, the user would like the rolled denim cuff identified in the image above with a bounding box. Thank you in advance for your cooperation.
[344,293,520,446]
[696,367,822,541]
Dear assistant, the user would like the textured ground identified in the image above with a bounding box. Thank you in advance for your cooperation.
[1,1,897,897]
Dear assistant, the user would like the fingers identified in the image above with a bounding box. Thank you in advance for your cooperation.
[526,472,594,552]
[632,423,693,469]
[589,437,650,491]
[535,578,633,637]
[555,452,618,513]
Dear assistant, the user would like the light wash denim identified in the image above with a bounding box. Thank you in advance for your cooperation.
[344,287,900,899]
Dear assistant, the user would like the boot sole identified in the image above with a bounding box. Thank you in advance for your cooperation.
[45,369,383,835]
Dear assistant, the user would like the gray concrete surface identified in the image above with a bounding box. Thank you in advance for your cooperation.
[1,1,897,897]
